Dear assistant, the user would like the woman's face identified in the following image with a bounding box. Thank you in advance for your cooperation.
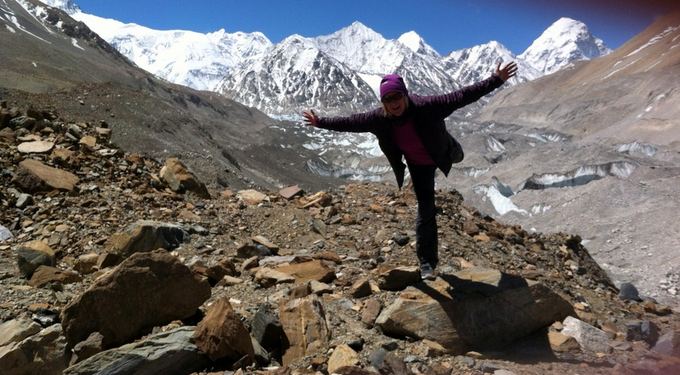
[382,92,407,117]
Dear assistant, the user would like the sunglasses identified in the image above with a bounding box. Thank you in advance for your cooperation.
[382,92,404,103]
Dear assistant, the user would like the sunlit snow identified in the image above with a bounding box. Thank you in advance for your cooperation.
[71,37,84,50]
[473,185,528,216]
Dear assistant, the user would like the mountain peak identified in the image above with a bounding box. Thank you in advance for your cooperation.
[398,30,440,58]
[397,31,422,51]
[335,21,383,40]
[281,33,312,45]
[519,17,611,75]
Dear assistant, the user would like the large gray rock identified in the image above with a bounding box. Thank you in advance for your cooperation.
[375,267,573,353]
[61,250,211,350]
[63,326,210,375]
[0,318,41,347]
[105,220,189,258]
[0,324,67,375]
[561,316,612,354]
[652,329,680,357]
[0,224,13,242]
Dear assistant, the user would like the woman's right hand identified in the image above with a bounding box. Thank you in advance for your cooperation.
[302,110,319,127]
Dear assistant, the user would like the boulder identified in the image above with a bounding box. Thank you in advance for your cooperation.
[69,332,104,365]
[159,158,210,198]
[0,324,67,375]
[328,344,359,374]
[193,297,254,362]
[15,240,56,278]
[361,299,383,327]
[9,116,36,129]
[0,318,41,347]
[63,326,210,375]
[29,265,82,288]
[254,267,295,288]
[375,268,573,353]
[237,189,268,205]
[652,329,680,357]
[79,135,97,150]
[0,127,16,143]
[377,265,420,291]
[618,282,641,301]
[51,148,75,163]
[625,320,660,345]
[274,259,336,284]
[17,140,54,154]
[14,159,79,192]
[0,224,13,242]
[105,220,188,258]
[351,277,373,298]
[548,331,581,352]
[279,185,303,200]
[252,235,279,251]
[237,242,273,258]
[561,316,612,354]
[74,253,99,274]
[279,295,330,365]
[60,250,211,350]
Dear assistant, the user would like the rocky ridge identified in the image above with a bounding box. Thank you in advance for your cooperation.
[1,100,679,374]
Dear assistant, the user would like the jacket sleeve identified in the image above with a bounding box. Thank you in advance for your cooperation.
[316,108,383,133]
[419,74,505,119]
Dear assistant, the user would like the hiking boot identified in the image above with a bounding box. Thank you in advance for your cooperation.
[420,263,436,280]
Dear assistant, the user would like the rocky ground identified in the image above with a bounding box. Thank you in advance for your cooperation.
[1,100,680,374]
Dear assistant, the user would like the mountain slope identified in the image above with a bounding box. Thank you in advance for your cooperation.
[0,0,334,191]
[457,12,680,305]
[480,13,680,145]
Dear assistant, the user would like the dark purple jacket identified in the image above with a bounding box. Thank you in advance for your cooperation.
[317,74,505,188]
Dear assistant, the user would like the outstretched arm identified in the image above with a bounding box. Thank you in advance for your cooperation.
[423,60,518,118]
[301,108,383,133]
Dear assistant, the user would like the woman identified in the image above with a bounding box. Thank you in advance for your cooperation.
[302,62,518,280]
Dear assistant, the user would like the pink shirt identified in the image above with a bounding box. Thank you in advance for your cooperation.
[392,119,435,166]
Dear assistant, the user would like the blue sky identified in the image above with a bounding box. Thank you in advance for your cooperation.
[74,0,678,55]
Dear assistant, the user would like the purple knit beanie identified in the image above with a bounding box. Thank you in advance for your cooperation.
[379,74,408,100]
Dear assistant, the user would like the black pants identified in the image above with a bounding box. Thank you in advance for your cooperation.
[408,164,438,268]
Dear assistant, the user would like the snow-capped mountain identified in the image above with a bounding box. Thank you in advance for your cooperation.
[95,25,271,91]
[218,35,377,116]
[313,22,459,97]
[519,17,611,75]
[42,1,611,116]
[443,41,541,86]
[45,0,272,91]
